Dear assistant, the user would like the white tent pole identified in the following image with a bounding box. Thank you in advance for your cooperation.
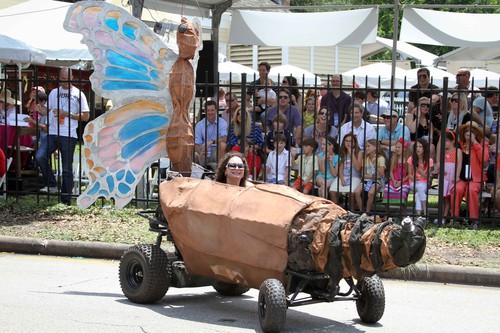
[391,1,400,109]
[18,63,22,113]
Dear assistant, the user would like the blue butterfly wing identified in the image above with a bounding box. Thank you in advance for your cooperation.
[63,2,180,208]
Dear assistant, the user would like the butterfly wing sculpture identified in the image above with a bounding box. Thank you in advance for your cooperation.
[64,1,201,208]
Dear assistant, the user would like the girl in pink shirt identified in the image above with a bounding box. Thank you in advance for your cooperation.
[408,138,434,216]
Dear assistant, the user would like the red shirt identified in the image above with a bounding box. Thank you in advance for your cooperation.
[0,149,6,178]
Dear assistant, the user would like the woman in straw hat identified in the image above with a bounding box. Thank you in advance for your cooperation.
[452,121,489,225]
[0,89,21,124]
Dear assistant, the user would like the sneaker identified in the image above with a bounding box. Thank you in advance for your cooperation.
[40,186,57,193]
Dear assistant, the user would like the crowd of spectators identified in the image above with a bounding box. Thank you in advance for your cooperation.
[202,64,499,227]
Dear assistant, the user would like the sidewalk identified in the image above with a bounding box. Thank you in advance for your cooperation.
[1,235,499,287]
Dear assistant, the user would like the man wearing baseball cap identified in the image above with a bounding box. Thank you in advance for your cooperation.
[378,109,411,155]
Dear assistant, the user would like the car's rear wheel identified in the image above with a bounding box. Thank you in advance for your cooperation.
[119,244,171,304]
[213,281,250,296]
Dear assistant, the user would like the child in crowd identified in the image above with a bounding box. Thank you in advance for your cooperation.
[383,138,412,216]
[353,139,386,214]
[265,134,290,185]
[302,97,316,128]
[329,133,362,207]
[315,136,339,198]
[258,79,277,111]
[264,113,295,153]
[408,138,434,216]
[440,130,462,224]
[292,138,319,194]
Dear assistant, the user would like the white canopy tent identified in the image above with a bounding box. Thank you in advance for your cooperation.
[435,47,500,63]
[0,34,47,109]
[0,34,46,66]
[400,8,500,48]
[0,0,92,66]
[361,37,438,66]
[269,64,322,87]
[469,69,500,88]
[342,63,411,89]
[218,61,258,82]
[228,8,378,46]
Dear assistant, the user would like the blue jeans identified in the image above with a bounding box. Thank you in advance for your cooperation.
[35,134,77,203]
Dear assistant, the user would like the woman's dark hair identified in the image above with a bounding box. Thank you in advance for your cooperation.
[413,138,429,169]
[214,151,249,187]
[340,132,360,159]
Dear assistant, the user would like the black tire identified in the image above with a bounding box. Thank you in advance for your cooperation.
[258,279,287,333]
[213,281,250,296]
[356,275,385,323]
[119,244,171,304]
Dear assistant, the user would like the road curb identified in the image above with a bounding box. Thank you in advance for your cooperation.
[379,264,500,287]
[1,236,499,287]
[0,236,129,259]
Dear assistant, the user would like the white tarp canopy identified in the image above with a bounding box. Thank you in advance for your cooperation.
[269,64,322,86]
[361,37,438,66]
[0,34,46,65]
[469,69,500,88]
[218,61,258,82]
[436,47,500,63]
[0,0,92,65]
[342,63,411,89]
[400,8,500,48]
[229,8,378,46]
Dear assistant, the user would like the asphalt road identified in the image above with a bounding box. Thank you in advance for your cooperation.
[0,253,498,333]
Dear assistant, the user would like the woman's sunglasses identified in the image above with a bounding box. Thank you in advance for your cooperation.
[227,163,245,170]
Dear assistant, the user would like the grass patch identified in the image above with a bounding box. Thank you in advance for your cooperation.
[0,195,157,244]
[425,224,500,248]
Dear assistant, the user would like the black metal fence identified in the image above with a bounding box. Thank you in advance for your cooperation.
[1,65,499,227]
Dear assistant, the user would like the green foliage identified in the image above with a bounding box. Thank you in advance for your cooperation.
[0,196,156,244]
[426,224,500,248]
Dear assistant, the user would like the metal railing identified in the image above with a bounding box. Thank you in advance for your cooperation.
[1,67,498,227]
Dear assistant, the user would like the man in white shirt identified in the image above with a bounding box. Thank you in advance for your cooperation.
[35,68,90,204]
[338,101,376,150]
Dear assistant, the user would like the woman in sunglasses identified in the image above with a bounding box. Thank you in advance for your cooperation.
[435,92,471,172]
[447,92,471,131]
[303,106,338,152]
[406,96,435,158]
[214,151,254,187]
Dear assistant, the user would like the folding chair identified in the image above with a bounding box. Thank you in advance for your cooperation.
[1,157,13,199]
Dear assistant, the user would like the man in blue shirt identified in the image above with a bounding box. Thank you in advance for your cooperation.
[194,100,228,167]
[378,109,411,156]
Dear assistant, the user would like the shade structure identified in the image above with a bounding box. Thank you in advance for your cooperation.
[269,64,322,87]
[342,63,411,89]
[0,0,91,66]
[400,8,500,48]
[469,69,500,88]
[436,47,500,63]
[229,8,378,47]
[362,37,438,66]
[218,61,258,82]
[405,67,455,88]
[0,34,46,65]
